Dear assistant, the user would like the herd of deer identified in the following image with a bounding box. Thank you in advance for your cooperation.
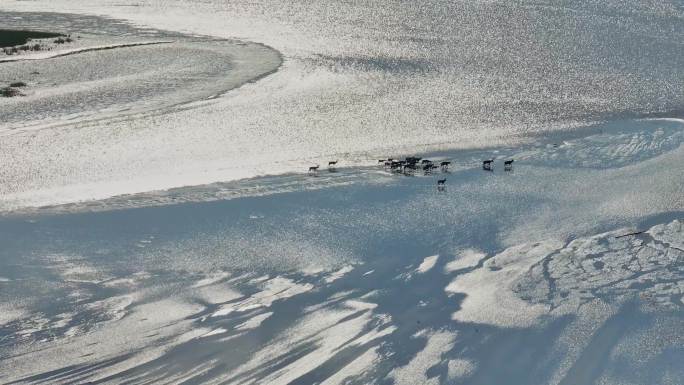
[380,157,452,172]
[483,159,514,171]
[307,160,337,174]
[308,157,514,189]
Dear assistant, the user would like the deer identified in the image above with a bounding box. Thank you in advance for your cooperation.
[504,159,514,170]
[440,161,451,171]
[308,165,320,174]
[437,178,447,190]
[482,159,494,171]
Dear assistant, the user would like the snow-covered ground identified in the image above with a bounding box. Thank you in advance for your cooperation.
[1,1,683,384]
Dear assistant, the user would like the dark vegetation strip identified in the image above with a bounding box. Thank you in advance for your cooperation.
[0,29,64,47]
[0,40,174,64]
[615,230,645,238]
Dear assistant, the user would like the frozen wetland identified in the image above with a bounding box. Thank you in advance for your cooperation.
[1,117,682,384]
[1,1,683,384]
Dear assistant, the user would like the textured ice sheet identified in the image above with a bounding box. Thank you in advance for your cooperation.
[514,220,684,310]
[210,276,313,317]
[0,204,682,385]
[0,304,25,327]
[2,220,681,384]
[516,119,684,169]
[389,330,457,385]
[416,255,440,273]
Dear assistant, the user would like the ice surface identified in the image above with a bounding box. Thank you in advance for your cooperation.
[0,2,683,384]
[514,221,684,310]
[324,265,355,283]
[444,249,486,272]
[1,169,681,384]
[416,255,439,273]
[446,241,562,327]
[389,330,457,385]
[211,276,312,318]
[0,304,25,327]
[202,328,228,337]
[234,312,273,331]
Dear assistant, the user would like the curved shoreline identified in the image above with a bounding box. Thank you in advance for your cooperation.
[0,36,284,136]
[0,13,286,212]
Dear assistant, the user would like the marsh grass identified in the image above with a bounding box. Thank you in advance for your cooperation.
[0,29,63,47]
[0,87,22,97]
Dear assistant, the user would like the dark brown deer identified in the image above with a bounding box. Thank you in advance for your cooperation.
[504,159,514,171]
[308,165,320,174]
[482,159,494,171]
[437,178,446,190]
[440,161,451,170]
